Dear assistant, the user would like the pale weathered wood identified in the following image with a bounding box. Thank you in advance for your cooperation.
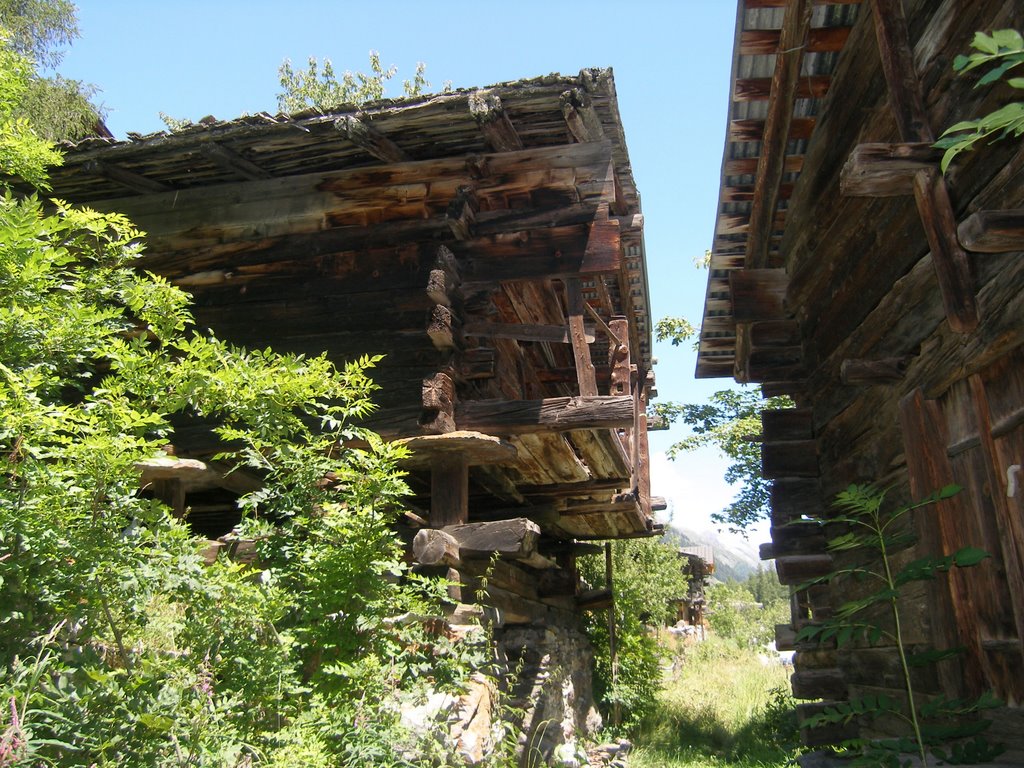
[427,304,455,351]
[446,186,478,241]
[566,278,598,397]
[958,209,1024,253]
[397,431,517,467]
[840,142,941,197]
[336,115,409,163]
[560,88,605,143]
[442,518,541,558]
[420,372,456,434]
[468,90,523,153]
[412,528,461,567]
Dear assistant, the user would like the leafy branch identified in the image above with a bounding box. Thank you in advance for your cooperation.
[796,484,1003,766]
[936,29,1024,172]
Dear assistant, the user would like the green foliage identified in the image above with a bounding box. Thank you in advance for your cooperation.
[632,638,794,768]
[1,41,62,185]
[655,316,697,347]
[1,3,102,142]
[936,29,1024,172]
[653,388,792,533]
[0,78,491,766]
[277,50,431,114]
[795,484,1004,766]
[706,567,789,650]
[579,539,690,732]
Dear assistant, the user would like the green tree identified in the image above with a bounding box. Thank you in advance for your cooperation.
[0,0,102,140]
[579,538,690,731]
[277,50,430,114]
[0,44,483,766]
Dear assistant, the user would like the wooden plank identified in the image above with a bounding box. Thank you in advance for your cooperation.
[566,278,598,397]
[762,440,818,480]
[840,142,941,197]
[468,90,523,153]
[728,117,815,143]
[734,75,830,102]
[336,115,409,163]
[725,155,803,176]
[791,668,846,700]
[958,209,1024,253]
[745,0,812,270]
[739,26,851,55]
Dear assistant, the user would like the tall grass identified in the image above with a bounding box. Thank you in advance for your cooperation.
[631,635,797,768]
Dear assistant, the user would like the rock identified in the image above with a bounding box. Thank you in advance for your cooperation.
[450,674,496,765]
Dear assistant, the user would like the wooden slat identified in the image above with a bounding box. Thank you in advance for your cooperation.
[839,357,910,385]
[739,26,851,55]
[725,155,803,176]
[734,75,830,102]
[463,322,594,345]
[728,117,815,143]
[566,278,598,397]
[958,209,1024,253]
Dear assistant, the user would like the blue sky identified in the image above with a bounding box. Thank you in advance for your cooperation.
[59,0,761,544]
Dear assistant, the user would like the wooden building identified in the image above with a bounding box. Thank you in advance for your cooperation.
[49,68,659,758]
[697,0,1024,754]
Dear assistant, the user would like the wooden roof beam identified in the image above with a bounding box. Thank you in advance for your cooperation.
[561,88,605,144]
[468,90,524,153]
[746,0,861,6]
[725,155,804,176]
[462,322,595,345]
[198,142,273,180]
[84,160,171,195]
[740,26,851,55]
[566,278,599,397]
[870,0,976,333]
[456,395,634,435]
[840,142,942,196]
[336,115,409,163]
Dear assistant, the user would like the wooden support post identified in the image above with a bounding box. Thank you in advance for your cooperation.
[608,316,630,396]
[446,186,478,241]
[870,0,977,333]
[566,278,598,397]
[636,378,652,519]
[431,454,469,528]
[199,142,273,180]
[605,541,620,728]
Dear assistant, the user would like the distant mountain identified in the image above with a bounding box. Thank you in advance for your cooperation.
[662,526,762,583]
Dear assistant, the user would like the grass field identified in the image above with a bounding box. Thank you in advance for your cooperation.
[630,635,797,768]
